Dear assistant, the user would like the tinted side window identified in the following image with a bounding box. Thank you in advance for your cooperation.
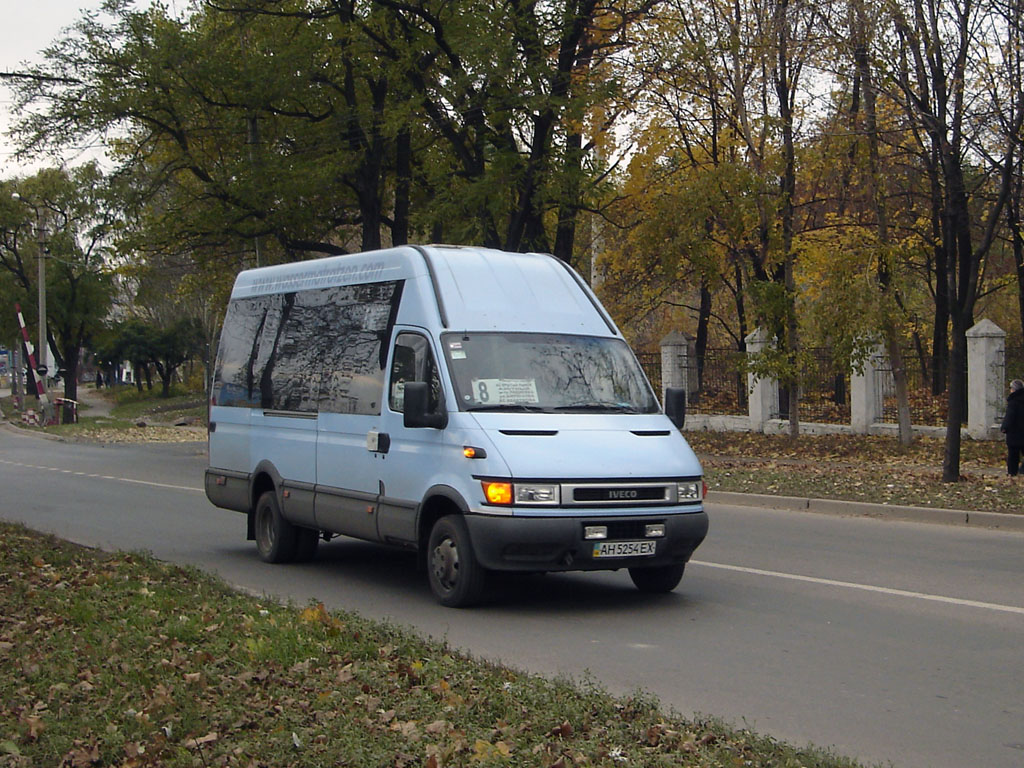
[212,294,277,408]
[389,333,443,414]
[213,280,402,414]
[317,282,403,415]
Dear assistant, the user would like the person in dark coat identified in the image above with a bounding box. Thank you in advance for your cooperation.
[1000,379,1024,476]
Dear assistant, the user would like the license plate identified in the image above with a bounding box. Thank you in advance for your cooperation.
[592,540,657,558]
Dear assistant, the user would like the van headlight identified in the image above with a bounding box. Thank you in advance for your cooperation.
[515,483,560,505]
[481,481,560,506]
[677,480,703,502]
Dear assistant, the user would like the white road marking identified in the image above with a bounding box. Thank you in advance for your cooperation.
[693,560,1024,616]
[0,458,204,493]
[4,456,1021,616]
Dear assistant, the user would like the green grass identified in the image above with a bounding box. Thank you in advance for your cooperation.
[0,522,875,768]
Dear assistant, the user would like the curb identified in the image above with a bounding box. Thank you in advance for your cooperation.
[705,490,1024,532]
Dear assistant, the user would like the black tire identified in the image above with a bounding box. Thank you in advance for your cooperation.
[629,563,686,593]
[294,527,320,562]
[254,491,297,563]
[427,515,487,607]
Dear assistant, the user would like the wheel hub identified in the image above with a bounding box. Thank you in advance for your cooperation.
[431,537,459,591]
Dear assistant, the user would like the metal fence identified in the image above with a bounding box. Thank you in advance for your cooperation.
[784,348,850,425]
[635,351,661,398]
[689,348,748,416]
[640,340,1017,429]
[638,346,850,422]
[1006,346,1024,382]
[872,350,948,426]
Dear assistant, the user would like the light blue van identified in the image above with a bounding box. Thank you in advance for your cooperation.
[205,245,708,606]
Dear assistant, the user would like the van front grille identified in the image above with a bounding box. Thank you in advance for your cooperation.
[561,482,674,507]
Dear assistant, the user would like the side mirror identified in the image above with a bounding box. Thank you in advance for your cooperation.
[665,387,686,429]
[403,382,448,429]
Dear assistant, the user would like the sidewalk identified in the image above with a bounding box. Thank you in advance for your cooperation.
[705,489,1024,532]
[74,385,115,418]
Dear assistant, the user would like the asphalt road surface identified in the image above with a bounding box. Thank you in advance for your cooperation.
[1,428,1022,768]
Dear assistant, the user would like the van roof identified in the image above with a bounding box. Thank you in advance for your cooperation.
[230,245,618,336]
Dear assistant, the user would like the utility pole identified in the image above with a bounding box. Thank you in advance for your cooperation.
[12,192,53,423]
[36,219,47,380]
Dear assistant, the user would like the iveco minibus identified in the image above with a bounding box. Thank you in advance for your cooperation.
[205,245,707,606]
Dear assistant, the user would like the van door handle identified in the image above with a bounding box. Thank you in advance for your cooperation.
[366,430,391,454]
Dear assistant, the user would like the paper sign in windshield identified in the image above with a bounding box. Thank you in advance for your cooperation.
[471,378,539,404]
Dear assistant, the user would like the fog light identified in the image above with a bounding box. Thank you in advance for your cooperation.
[584,526,608,540]
[645,524,666,538]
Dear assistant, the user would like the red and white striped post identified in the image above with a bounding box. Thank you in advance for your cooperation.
[15,303,50,421]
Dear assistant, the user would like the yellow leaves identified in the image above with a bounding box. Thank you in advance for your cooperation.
[73,425,204,444]
[470,738,513,762]
[299,602,344,633]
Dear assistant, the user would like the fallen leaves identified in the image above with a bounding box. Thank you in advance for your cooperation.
[693,432,1023,514]
[59,741,100,767]
[0,521,868,768]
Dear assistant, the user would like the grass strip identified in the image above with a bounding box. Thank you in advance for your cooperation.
[0,522,873,768]
[687,432,1023,515]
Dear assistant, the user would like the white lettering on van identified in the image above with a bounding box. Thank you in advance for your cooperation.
[608,490,639,500]
[240,261,388,295]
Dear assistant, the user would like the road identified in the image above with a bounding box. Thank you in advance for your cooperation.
[1,427,1022,768]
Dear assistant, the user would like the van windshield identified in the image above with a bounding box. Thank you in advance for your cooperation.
[441,333,659,414]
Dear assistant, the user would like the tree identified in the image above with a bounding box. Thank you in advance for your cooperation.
[9,0,649,273]
[100,318,154,392]
[883,0,1024,480]
[0,165,116,422]
[149,318,204,398]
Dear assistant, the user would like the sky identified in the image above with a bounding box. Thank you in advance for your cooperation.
[0,0,136,175]
[1,0,106,173]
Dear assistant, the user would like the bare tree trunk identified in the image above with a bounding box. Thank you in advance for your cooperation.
[774,0,800,438]
[853,0,912,445]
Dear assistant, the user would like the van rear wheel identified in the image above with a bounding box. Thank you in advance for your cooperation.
[254,491,297,563]
[427,515,486,607]
[629,563,685,593]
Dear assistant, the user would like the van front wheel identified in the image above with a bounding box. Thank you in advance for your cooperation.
[427,515,486,607]
[254,491,297,563]
[629,563,685,593]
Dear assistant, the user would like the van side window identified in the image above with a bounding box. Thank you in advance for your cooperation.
[212,281,403,415]
[211,294,276,408]
[389,333,443,413]
[317,282,404,415]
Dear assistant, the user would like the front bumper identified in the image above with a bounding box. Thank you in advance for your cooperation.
[464,509,708,572]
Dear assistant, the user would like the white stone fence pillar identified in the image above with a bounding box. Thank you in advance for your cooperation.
[745,327,778,433]
[658,321,1009,438]
[850,344,885,434]
[659,331,692,406]
[966,319,1005,439]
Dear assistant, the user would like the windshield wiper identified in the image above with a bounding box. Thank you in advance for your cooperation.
[554,402,640,413]
[466,403,548,413]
